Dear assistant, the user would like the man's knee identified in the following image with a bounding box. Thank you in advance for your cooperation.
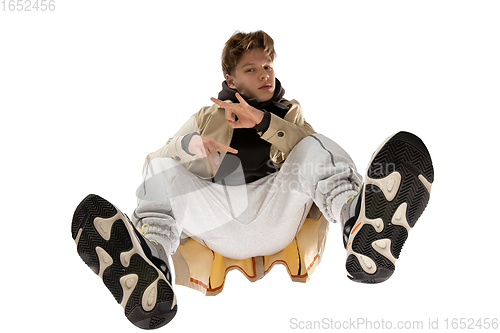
[288,134,336,167]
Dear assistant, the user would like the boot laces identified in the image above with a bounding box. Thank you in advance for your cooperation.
[345,183,363,204]
[137,223,159,245]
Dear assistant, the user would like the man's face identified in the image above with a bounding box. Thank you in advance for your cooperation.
[226,48,275,102]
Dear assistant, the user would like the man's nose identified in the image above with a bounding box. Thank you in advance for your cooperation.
[259,68,269,80]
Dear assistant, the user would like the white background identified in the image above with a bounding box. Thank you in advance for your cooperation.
[1,1,499,332]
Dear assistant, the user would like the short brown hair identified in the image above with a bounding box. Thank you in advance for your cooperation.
[221,30,276,77]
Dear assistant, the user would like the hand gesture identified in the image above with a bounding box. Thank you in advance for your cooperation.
[211,93,264,129]
[188,135,238,173]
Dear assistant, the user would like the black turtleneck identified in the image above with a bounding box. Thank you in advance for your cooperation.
[180,79,289,184]
[214,78,289,184]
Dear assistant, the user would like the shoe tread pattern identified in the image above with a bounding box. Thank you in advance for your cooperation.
[347,132,434,283]
[72,194,176,329]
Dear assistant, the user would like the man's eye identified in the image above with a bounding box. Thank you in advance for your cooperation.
[246,69,254,72]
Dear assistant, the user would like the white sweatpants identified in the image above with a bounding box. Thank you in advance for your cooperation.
[132,134,362,260]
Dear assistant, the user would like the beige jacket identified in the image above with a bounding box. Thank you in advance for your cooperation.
[145,99,328,296]
[143,98,316,178]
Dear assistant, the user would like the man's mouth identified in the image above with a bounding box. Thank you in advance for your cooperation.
[259,84,272,90]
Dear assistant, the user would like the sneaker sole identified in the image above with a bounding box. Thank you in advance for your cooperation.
[71,194,177,329]
[345,131,434,283]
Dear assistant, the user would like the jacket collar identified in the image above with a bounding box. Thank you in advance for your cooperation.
[217,78,288,111]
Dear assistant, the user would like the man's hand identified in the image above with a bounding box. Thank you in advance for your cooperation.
[211,93,264,129]
[188,135,238,173]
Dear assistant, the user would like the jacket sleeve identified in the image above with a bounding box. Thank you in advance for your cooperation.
[258,100,316,164]
[142,114,201,173]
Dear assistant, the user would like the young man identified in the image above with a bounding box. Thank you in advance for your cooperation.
[71,31,434,329]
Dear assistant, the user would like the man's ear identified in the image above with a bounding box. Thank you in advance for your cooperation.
[225,74,237,89]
